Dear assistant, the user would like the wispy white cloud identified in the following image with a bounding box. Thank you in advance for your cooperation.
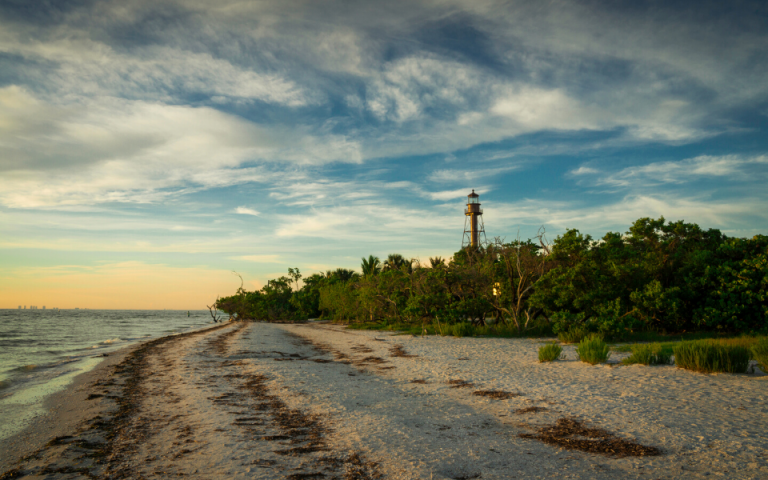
[426,188,489,201]
[428,165,521,183]
[366,55,483,122]
[0,87,360,208]
[235,206,261,216]
[486,194,768,234]
[0,28,314,107]
[572,155,768,187]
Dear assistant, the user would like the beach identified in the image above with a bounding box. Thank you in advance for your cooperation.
[2,321,766,479]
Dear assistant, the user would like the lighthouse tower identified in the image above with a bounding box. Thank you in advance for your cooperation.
[462,189,486,248]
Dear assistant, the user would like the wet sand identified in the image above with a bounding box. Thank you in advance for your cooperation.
[1,322,766,479]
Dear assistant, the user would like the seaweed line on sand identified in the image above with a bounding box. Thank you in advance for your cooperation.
[472,390,521,400]
[0,322,236,479]
[518,417,661,457]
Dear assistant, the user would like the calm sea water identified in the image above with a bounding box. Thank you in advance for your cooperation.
[0,309,216,441]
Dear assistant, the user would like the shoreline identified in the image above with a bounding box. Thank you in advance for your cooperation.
[0,322,229,473]
[0,346,131,472]
[0,310,218,445]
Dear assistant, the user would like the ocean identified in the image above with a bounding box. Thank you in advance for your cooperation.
[0,309,216,441]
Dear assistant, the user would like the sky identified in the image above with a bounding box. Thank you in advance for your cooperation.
[1,0,767,309]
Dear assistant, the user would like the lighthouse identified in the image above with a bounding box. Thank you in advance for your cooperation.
[462,189,486,248]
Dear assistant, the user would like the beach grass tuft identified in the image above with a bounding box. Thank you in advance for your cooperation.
[538,343,563,362]
[750,338,768,373]
[558,326,588,344]
[621,343,673,366]
[576,334,610,365]
[674,340,750,374]
[451,322,473,337]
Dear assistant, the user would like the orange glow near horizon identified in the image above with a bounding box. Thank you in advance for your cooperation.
[0,262,255,310]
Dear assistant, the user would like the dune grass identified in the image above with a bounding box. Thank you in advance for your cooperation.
[621,343,673,365]
[538,343,564,362]
[558,326,588,344]
[450,322,473,337]
[576,335,611,365]
[673,340,751,374]
[750,338,768,373]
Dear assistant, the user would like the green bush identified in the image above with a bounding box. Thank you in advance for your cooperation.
[451,322,473,338]
[538,343,563,362]
[558,326,588,344]
[751,338,768,373]
[621,343,672,365]
[576,335,610,365]
[674,340,751,373]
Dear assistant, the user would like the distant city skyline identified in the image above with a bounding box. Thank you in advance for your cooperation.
[1,1,767,308]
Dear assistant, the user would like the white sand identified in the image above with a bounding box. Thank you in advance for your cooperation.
[2,322,766,479]
[276,323,768,479]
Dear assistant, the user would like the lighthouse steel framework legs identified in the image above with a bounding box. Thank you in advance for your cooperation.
[462,211,486,248]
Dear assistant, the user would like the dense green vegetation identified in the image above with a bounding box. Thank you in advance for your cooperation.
[217,217,767,339]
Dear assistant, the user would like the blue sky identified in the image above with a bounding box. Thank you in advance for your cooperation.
[1,0,767,308]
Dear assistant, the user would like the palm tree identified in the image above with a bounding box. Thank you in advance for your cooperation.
[383,253,405,271]
[333,268,359,282]
[361,255,381,276]
[429,256,446,268]
[383,253,413,274]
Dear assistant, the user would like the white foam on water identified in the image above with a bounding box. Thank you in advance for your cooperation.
[0,356,103,441]
[0,309,214,442]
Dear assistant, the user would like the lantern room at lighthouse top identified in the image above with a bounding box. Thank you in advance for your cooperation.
[466,190,482,214]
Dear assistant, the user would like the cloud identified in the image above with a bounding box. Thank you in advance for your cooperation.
[274,201,462,240]
[366,55,485,122]
[275,211,359,238]
[426,188,488,201]
[0,27,313,106]
[0,87,361,208]
[489,86,601,131]
[486,193,768,235]
[572,155,768,187]
[235,206,261,216]
[428,164,521,183]
[2,1,765,200]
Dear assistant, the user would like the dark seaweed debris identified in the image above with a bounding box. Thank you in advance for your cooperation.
[518,418,661,457]
[472,390,520,400]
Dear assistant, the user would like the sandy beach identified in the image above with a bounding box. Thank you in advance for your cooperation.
[2,321,766,479]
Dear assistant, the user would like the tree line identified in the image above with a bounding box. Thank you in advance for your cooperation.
[215,217,768,338]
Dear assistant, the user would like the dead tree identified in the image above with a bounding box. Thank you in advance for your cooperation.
[207,297,221,323]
